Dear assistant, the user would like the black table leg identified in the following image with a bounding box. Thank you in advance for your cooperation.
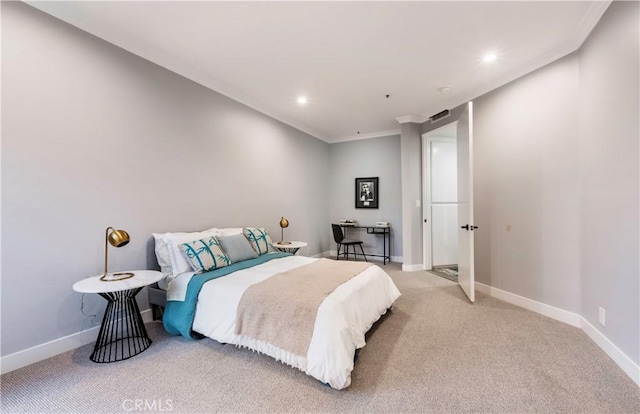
[91,288,152,363]
[277,247,300,254]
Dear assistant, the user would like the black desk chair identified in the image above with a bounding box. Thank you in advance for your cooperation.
[332,224,367,262]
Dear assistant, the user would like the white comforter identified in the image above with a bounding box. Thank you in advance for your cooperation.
[191,255,401,389]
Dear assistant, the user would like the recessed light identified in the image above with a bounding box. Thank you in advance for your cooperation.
[297,96,308,105]
[483,53,497,63]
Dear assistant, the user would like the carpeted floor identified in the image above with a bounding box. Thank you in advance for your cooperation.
[2,263,639,413]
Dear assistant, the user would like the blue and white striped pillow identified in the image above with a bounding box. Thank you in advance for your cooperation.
[243,227,277,256]
[180,236,231,273]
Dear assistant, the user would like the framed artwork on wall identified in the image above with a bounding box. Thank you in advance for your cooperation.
[355,177,379,209]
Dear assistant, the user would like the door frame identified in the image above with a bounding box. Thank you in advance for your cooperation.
[421,122,458,271]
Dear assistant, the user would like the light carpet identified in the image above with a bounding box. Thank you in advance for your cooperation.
[2,263,639,413]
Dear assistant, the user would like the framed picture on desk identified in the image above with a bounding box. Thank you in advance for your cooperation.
[355,177,379,209]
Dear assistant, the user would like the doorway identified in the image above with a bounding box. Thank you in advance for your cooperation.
[420,102,475,303]
[422,122,459,282]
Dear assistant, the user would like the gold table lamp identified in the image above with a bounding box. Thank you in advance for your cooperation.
[101,227,134,281]
[279,217,291,245]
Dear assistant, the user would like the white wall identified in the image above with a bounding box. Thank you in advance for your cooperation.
[430,140,458,266]
[430,140,458,202]
[1,2,330,357]
[328,135,402,261]
[578,0,639,363]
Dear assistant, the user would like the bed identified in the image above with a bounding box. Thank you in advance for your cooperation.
[151,228,401,389]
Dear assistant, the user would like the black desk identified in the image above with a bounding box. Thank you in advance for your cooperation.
[339,224,391,265]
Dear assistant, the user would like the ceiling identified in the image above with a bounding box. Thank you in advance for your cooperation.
[26,1,610,143]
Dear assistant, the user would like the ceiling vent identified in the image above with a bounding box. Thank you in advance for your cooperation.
[430,109,450,123]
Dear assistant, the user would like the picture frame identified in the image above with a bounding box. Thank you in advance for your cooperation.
[355,177,379,209]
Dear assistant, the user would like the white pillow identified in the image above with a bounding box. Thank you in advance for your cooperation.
[153,228,219,278]
[152,233,176,278]
[216,227,243,236]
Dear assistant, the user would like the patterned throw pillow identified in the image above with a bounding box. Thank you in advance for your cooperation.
[243,227,277,256]
[180,236,231,273]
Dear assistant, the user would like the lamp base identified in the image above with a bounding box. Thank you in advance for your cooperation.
[279,241,292,245]
[100,272,135,282]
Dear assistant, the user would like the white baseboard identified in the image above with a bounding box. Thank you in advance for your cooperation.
[402,263,424,272]
[580,318,640,386]
[1,309,154,374]
[474,282,581,327]
[475,282,639,387]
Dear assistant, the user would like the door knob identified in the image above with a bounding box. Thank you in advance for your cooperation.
[471,226,479,231]
[461,225,470,230]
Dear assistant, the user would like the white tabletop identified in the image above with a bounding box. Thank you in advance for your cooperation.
[72,270,164,294]
[272,241,308,249]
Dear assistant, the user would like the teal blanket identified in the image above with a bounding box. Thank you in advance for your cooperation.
[163,252,292,339]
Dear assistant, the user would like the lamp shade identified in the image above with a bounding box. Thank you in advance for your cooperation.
[279,217,291,244]
[108,229,130,248]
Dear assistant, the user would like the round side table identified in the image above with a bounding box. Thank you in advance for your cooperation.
[272,241,308,255]
[73,270,163,363]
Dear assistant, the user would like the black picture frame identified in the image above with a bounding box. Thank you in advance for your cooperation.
[355,177,379,209]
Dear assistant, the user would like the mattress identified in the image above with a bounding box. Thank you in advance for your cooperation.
[190,255,400,389]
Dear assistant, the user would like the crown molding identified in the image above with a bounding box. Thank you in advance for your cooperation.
[27,0,610,147]
[330,129,401,144]
[395,115,428,124]
[572,1,611,49]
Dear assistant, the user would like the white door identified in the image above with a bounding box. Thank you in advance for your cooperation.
[456,102,475,302]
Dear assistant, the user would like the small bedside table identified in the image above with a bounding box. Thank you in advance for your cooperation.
[272,241,308,255]
[73,270,163,363]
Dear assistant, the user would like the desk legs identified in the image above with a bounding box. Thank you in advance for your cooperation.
[379,228,390,264]
[384,229,389,265]
[342,226,391,264]
[91,288,152,363]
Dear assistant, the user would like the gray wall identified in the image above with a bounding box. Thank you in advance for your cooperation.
[475,0,640,364]
[470,1,638,363]
[328,135,402,260]
[398,1,638,365]
[1,2,330,356]
[578,0,639,363]
[473,53,582,313]
[399,123,423,267]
